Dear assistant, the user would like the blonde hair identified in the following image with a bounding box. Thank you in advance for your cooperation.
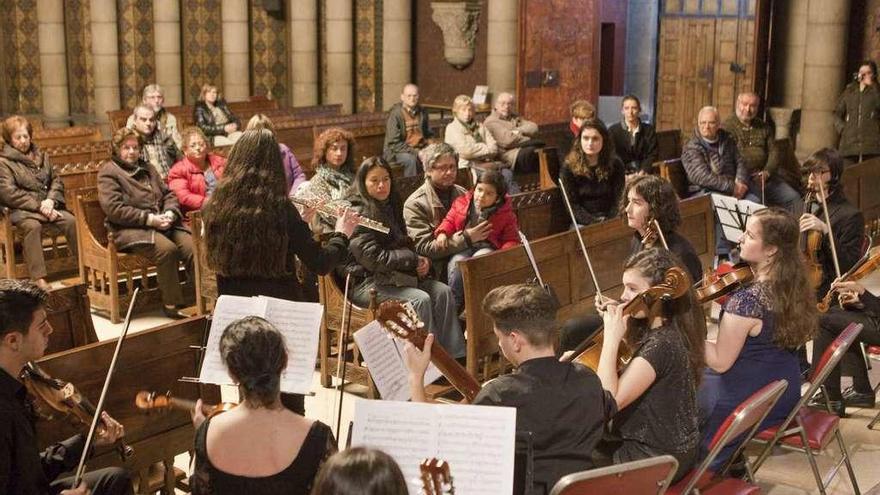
[452,95,473,115]
[199,83,221,102]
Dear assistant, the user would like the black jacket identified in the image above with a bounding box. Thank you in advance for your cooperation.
[811,188,865,298]
[608,121,659,174]
[558,157,625,226]
[193,100,241,144]
[344,195,420,288]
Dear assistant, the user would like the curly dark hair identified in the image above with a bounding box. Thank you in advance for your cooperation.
[618,174,681,234]
[202,128,292,277]
[564,119,616,180]
[482,283,560,348]
[350,156,403,222]
[311,447,408,495]
[0,279,48,338]
[312,127,357,173]
[751,207,818,348]
[623,248,706,386]
[219,316,288,408]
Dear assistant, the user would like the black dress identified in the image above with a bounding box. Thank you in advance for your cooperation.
[190,418,335,495]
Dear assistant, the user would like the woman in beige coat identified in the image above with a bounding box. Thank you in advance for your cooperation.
[444,95,519,193]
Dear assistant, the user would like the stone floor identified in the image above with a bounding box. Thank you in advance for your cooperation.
[79,276,880,494]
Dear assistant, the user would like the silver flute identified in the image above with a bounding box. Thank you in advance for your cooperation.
[291,196,390,234]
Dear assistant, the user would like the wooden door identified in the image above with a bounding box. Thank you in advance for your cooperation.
[517,0,601,125]
[656,0,764,133]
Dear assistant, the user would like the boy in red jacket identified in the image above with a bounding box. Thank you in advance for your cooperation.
[434,170,520,311]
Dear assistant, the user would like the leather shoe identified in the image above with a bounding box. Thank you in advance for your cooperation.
[825,400,847,418]
[808,393,847,417]
[842,388,876,409]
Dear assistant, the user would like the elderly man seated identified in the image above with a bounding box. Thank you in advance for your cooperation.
[483,92,542,176]
[126,83,182,149]
[383,83,434,177]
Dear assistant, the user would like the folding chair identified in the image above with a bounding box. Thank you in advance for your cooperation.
[549,455,678,495]
[667,379,788,495]
[751,322,864,495]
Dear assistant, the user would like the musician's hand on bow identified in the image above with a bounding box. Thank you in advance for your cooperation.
[833,280,866,307]
[465,220,492,243]
[752,170,769,184]
[416,256,431,278]
[191,399,207,429]
[434,232,448,250]
[594,293,615,314]
[602,302,628,344]
[799,213,828,234]
[60,481,90,495]
[334,207,360,238]
[403,333,433,382]
[94,412,125,446]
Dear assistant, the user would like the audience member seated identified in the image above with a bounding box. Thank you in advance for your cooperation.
[445,94,519,193]
[166,127,226,225]
[484,92,541,174]
[126,83,182,149]
[558,119,625,227]
[203,129,358,414]
[245,114,306,196]
[835,60,880,164]
[189,316,336,495]
[608,95,659,174]
[403,143,473,283]
[434,170,520,311]
[723,92,800,213]
[569,99,598,140]
[404,284,612,493]
[195,84,242,147]
[383,83,433,177]
[345,157,465,358]
[698,207,816,470]
[594,248,705,482]
[0,280,132,495]
[310,447,408,495]
[295,127,358,235]
[681,105,749,258]
[0,116,77,290]
[129,104,181,180]
[98,127,194,319]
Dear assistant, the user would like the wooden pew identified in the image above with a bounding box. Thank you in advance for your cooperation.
[656,128,683,162]
[45,283,99,355]
[34,316,220,493]
[43,141,110,165]
[275,112,388,172]
[458,194,715,380]
[33,125,103,148]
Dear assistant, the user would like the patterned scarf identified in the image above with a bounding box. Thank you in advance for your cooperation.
[457,118,484,144]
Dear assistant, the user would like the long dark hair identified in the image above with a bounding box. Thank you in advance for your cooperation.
[564,119,616,180]
[351,156,402,223]
[619,174,681,234]
[752,208,818,348]
[310,448,408,495]
[203,128,292,277]
[623,248,706,386]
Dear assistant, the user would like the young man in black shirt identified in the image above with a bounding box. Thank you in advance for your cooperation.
[0,280,132,495]
[405,283,613,494]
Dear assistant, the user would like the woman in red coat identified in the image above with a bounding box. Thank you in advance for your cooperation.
[434,170,520,310]
[167,127,226,224]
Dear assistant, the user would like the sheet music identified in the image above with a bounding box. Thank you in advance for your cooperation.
[352,321,442,401]
[198,295,323,395]
[711,193,766,242]
[352,400,516,495]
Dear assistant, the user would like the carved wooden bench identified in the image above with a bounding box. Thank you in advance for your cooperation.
[33,125,103,148]
[44,283,100,355]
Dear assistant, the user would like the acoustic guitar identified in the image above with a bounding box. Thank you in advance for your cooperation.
[375,301,482,403]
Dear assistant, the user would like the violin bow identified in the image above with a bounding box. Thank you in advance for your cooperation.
[651,219,669,250]
[558,180,604,300]
[817,179,842,279]
[332,273,353,447]
[518,230,545,287]
[73,288,140,487]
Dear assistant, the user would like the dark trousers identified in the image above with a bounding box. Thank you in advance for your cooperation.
[14,211,77,279]
[513,146,541,174]
[812,307,880,399]
[51,467,132,495]
[127,229,193,306]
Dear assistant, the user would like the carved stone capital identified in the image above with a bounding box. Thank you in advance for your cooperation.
[431,1,482,69]
[768,107,797,140]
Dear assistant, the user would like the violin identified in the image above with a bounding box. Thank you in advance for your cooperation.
[22,363,133,460]
[695,262,755,305]
[134,391,237,419]
[817,246,880,312]
[641,219,669,250]
[420,458,455,495]
[565,266,691,371]
[801,191,824,290]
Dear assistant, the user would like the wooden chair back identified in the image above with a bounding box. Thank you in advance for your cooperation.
[44,283,100,355]
[656,128,683,162]
[550,455,679,495]
[191,210,217,315]
[33,125,103,148]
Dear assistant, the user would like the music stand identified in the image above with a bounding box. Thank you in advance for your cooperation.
[710,193,766,244]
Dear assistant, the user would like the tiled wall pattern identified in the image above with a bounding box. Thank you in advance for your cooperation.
[117,0,157,108]
[181,0,224,104]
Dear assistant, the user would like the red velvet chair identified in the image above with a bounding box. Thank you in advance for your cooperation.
[666,380,788,495]
[750,322,864,495]
[548,455,679,495]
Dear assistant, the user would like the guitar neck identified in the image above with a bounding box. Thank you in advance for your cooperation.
[429,342,481,403]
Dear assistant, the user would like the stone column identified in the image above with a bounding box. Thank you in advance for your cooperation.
[290,0,319,105]
[222,0,250,101]
[768,107,795,140]
[383,0,411,109]
[486,0,517,100]
[776,0,808,109]
[90,0,120,125]
[796,0,850,156]
[38,0,69,127]
[153,0,182,105]
[324,0,353,113]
